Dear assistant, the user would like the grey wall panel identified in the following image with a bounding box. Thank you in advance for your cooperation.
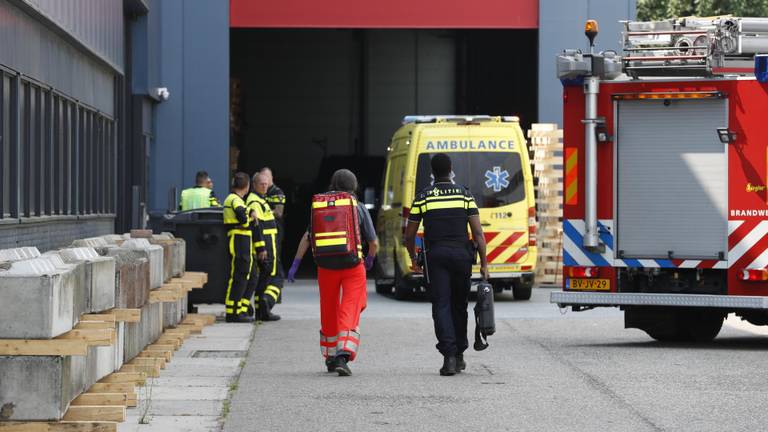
[366,30,455,157]
[538,0,635,125]
[150,0,229,211]
[21,0,124,72]
[0,1,115,115]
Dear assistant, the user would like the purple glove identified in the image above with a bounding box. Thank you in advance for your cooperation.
[364,255,375,271]
[287,258,301,283]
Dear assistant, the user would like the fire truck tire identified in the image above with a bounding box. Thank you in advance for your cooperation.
[512,279,533,300]
[679,310,724,342]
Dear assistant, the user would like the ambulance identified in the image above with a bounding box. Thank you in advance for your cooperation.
[375,115,537,300]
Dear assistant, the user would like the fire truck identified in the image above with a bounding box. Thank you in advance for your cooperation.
[552,18,768,342]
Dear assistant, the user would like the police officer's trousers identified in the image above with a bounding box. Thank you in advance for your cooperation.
[226,232,253,317]
[426,244,473,356]
[246,229,282,318]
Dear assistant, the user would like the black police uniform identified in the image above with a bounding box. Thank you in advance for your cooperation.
[408,182,479,356]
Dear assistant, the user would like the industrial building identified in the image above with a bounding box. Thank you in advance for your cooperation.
[0,0,634,250]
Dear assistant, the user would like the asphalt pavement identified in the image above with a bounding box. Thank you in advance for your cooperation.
[224,281,768,432]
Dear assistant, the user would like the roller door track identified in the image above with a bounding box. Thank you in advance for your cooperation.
[616,98,727,260]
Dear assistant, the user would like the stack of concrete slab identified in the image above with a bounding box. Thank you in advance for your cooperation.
[56,247,116,313]
[104,248,151,309]
[120,238,164,289]
[151,232,186,279]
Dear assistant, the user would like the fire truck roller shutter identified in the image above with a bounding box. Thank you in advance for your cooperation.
[616,98,727,260]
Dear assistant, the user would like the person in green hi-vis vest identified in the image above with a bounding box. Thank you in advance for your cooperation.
[179,171,221,211]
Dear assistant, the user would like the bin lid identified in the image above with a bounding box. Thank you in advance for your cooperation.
[170,208,224,223]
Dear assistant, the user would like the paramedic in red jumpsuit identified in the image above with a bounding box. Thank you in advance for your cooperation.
[287,169,379,376]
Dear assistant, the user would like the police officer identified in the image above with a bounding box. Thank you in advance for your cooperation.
[404,153,489,376]
[259,167,286,301]
[180,170,220,210]
[248,172,283,321]
[223,172,255,323]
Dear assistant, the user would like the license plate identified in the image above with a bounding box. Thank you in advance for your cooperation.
[568,278,610,291]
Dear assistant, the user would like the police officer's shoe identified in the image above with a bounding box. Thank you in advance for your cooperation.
[334,354,352,376]
[457,354,466,372]
[440,355,458,376]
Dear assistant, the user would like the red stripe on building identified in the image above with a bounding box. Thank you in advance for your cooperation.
[230,0,538,29]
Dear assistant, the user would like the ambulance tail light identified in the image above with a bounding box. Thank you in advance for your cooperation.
[528,207,537,246]
[568,266,599,278]
[741,268,768,281]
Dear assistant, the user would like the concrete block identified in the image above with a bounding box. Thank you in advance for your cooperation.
[71,237,109,248]
[0,246,41,262]
[152,234,186,278]
[101,234,126,245]
[124,302,163,362]
[41,252,89,321]
[0,356,83,421]
[105,249,151,309]
[0,259,76,339]
[121,239,164,289]
[57,247,117,313]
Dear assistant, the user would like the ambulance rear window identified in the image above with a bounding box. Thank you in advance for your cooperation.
[415,152,525,208]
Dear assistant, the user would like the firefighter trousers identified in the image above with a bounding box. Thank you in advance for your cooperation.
[225,231,253,317]
[318,262,367,361]
[249,230,282,318]
[426,245,473,356]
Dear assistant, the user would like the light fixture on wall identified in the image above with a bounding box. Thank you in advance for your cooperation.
[716,127,737,144]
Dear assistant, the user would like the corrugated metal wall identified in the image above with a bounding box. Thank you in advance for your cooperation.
[20,0,124,73]
[0,1,117,115]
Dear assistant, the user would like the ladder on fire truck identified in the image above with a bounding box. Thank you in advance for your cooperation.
[622,16,768,77]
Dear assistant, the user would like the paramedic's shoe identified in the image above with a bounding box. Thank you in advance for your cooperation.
[457,354,466,372]
[325,358,335,373]
[440,355,457,376]
[334,355,352,376]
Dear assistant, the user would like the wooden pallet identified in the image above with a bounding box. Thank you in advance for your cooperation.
[529,124,564,285]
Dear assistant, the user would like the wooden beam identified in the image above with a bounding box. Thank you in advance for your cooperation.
[186,314,216,325]
[74,321,114,330]
[88,383,135,394]
[146,344,177,352]
[0,339,87,356]
[149,289,180,303]
[127,356,166,369]
[79,314,116,323]
[71,393,128,407]
[109,309,140,323]
[154,337,182,349]
[0,422,117,432]
[137,349,171,362]
[56,329,114,347]
[98,372,146,386]
[120,363,160,378]
[63,406,125,422]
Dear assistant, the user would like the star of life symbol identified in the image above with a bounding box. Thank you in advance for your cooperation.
[484,166,510,192]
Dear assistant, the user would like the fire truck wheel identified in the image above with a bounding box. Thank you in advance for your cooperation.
[512,279,533,300]
[679,309,724,342]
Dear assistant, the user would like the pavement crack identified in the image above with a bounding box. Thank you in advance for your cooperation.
[501,320,665,432]
[479,363,495,375]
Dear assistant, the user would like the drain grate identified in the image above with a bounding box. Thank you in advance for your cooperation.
[191,350,247,358]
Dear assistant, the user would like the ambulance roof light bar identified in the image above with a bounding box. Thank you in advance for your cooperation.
[401,115,519,125]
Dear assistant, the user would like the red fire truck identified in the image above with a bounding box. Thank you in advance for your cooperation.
[552,18,768,341]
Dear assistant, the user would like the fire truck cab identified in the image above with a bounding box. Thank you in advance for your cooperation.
[552,18,768,341]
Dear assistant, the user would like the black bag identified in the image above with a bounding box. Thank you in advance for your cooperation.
[473,281,495,351]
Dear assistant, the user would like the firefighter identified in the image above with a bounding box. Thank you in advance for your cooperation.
[242,176,268,319]
[223,172,255,323]
[404,153,489,376]
[259,167,286,301]
[180,170,220,210]
[287,169,378,376]
[249,172,283,321]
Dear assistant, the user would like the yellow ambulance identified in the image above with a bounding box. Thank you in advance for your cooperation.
[375,115,537,300]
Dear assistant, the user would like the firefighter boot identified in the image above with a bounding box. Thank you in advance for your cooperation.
[258,298,281,321]
[226,313,254,323]
[334,353,352,377]
[440,355,457,376]
[457,354,466,372]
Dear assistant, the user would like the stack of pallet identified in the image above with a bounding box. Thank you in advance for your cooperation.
[0,231,210,431]
[528,123,564,285]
